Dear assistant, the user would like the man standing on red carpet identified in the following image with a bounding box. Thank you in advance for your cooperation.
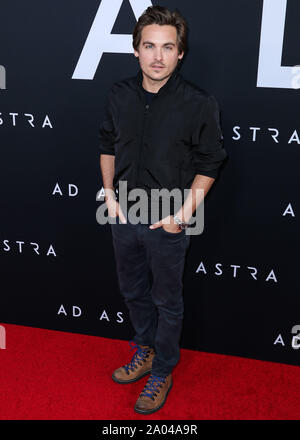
[98,5,227,415]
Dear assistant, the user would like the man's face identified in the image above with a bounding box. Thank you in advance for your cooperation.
[134,24,184,83]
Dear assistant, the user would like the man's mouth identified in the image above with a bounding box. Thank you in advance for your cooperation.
[152,65,164,69]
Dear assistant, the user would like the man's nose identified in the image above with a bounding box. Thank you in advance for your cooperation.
[154,48,163,61]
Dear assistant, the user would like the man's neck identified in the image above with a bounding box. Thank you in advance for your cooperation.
[142,73,171,93]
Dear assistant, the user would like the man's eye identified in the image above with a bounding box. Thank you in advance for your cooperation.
[145,45,152,49]
[165,46,172,50]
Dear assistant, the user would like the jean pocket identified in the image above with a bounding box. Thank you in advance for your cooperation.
[160,225,185,236]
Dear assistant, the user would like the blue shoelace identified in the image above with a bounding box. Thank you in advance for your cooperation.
[124,340,151,374]
[140,374,166,400]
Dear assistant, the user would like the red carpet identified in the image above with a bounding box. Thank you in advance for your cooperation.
[0,323,299,420]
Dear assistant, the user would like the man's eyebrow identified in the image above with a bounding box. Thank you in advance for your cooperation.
[142,41,176,46]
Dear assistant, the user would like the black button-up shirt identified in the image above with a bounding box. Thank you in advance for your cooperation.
[98,65,227,220]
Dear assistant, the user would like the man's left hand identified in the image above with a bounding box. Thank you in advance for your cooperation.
[149,215,181,233]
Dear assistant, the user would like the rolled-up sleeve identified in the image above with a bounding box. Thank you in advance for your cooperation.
[191,94,228,179]
[98,87,117,156]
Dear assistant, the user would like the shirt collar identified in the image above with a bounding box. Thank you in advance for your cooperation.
[134,64,181,97]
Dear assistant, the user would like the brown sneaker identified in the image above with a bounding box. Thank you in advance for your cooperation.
[112,340,155,384]
[134,373,173,415]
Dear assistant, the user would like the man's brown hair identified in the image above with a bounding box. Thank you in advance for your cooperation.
[132,5,188,57]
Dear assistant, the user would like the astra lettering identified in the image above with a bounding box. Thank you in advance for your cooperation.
[283,203,295,217]
[0,112,53,127]
[196,262,278,282]
[2,240,56,256]
[232,126,300,144]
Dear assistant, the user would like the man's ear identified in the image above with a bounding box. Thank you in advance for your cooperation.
[133,49,139,59]
[178,50,184,61]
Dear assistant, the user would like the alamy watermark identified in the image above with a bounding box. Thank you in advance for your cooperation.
[0,65,6,90]
[0,325,6,349]
[291,324,300,350]
[96,180,205,236]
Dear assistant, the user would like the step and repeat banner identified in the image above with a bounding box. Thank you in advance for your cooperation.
[1,0,300,366]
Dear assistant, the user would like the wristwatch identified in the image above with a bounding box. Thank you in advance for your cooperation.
[173,215,190,230]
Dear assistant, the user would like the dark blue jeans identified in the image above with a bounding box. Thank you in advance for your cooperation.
[110,216,191,377]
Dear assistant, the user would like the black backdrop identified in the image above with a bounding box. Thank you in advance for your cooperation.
[1,0,300,366]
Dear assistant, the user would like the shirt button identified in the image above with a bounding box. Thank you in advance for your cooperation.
[145,104,149,109]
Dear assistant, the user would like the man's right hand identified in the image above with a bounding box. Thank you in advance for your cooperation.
[106,197,127,224]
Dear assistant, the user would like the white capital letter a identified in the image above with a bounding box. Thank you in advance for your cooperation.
[72,0,152,80]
